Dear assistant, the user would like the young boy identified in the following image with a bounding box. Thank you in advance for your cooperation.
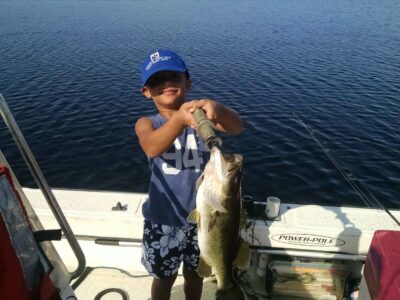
[135,49,243,300]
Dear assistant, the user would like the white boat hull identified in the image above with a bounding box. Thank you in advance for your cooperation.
[22,187,400,299]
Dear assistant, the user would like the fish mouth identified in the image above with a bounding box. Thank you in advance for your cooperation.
[222,153,243,173]
[222,153,243,165]
[227,162,242,173]
[209,148,242,178]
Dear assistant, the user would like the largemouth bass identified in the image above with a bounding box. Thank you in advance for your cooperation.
[188,147,251,300]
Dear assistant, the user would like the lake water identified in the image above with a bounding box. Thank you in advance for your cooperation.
[0,0,399,208]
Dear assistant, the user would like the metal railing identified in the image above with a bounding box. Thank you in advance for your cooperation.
[0,93,86,280]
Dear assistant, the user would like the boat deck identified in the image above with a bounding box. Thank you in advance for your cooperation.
[21,187,267,299]
[20,187,400,300]
[72,268,219,300]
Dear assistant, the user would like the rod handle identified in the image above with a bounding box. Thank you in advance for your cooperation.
[192,109,222,149]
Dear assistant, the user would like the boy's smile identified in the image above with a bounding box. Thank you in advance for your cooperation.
[162,87,179,96]
[141,71,191,110]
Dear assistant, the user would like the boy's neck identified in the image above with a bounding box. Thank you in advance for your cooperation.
[156,100,185,120]
[158,110,175,120]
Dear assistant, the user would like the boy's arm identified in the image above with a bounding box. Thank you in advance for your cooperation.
[135,102,197,158]
[194,99,243,134]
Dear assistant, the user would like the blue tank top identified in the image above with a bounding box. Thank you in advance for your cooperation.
[142,114,210,226]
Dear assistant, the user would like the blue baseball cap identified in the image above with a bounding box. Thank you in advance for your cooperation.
[140,49,188,87]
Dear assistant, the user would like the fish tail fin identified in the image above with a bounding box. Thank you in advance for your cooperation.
[216,283,244,300]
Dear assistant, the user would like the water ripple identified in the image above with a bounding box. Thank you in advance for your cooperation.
[1,0,399,208]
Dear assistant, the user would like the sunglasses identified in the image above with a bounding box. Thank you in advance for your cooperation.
[146,71,185,88]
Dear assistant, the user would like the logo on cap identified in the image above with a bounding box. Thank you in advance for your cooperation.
[145,52,172,71]
[150,52,160,63]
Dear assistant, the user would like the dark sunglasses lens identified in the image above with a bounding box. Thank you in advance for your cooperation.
[147,76,161,87]
[147,72,182,87]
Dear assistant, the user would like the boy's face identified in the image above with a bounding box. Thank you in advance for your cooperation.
[141,71,191,109]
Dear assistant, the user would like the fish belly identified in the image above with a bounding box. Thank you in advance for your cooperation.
[198,202,240,289]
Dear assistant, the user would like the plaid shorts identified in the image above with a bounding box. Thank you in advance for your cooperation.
[141,220,200,278]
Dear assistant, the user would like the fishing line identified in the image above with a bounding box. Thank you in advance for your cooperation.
[293,112,400,227]
[294,112,372,207]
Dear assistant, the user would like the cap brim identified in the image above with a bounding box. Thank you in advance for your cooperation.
[142,65,187,87]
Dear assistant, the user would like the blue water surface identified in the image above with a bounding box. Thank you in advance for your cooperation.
[0,0,399,208]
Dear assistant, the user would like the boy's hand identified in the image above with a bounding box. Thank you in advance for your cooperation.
[192,99,243,134]
[192,99,221,123]
[174,100,199,129]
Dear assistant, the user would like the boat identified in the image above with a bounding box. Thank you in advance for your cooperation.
[1,93,399,299]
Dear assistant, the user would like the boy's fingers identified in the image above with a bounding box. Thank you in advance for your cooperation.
[197,100,207,107]
[190,99,205,108]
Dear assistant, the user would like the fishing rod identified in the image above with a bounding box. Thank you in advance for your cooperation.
[293,112,400,227]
